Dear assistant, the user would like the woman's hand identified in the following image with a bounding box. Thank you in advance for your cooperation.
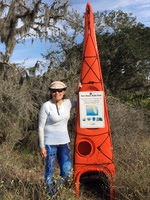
[77,82,82,90]
[40,147,47,158]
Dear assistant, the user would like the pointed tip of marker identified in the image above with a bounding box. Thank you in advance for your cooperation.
[86,2,93,14]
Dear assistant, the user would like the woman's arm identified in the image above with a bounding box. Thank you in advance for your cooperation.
[38,103,48,158]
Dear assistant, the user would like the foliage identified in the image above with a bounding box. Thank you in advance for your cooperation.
[98,23,150,93]
[97,24,150,107]
[94,10,137,34]
[0,0,69,62]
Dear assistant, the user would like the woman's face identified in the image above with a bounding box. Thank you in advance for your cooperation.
[51,89,66,102]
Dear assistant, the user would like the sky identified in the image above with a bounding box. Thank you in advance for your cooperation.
[0,0,150,67]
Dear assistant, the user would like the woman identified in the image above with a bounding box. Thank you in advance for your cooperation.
[38,81,76,196]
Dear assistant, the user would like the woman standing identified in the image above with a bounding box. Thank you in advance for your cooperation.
[38,81,76,196]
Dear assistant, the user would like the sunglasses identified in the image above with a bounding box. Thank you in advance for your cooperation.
[50,89,65,93]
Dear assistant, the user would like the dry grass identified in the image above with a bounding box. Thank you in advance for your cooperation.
[108,96,150,200]
[0,145,46,200]
[0,80,38,148]
[114,134,150,200]
[1,136,149,200]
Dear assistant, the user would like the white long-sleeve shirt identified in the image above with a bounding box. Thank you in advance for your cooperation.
[38,99,76,148]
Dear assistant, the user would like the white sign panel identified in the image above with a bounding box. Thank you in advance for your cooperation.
[79,91,104,128]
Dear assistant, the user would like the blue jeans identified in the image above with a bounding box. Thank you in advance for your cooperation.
[45,143,72,195]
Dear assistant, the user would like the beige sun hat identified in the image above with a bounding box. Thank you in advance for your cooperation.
[49,81,67,90]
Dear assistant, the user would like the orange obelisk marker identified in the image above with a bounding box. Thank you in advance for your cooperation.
[73,2,115,199]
